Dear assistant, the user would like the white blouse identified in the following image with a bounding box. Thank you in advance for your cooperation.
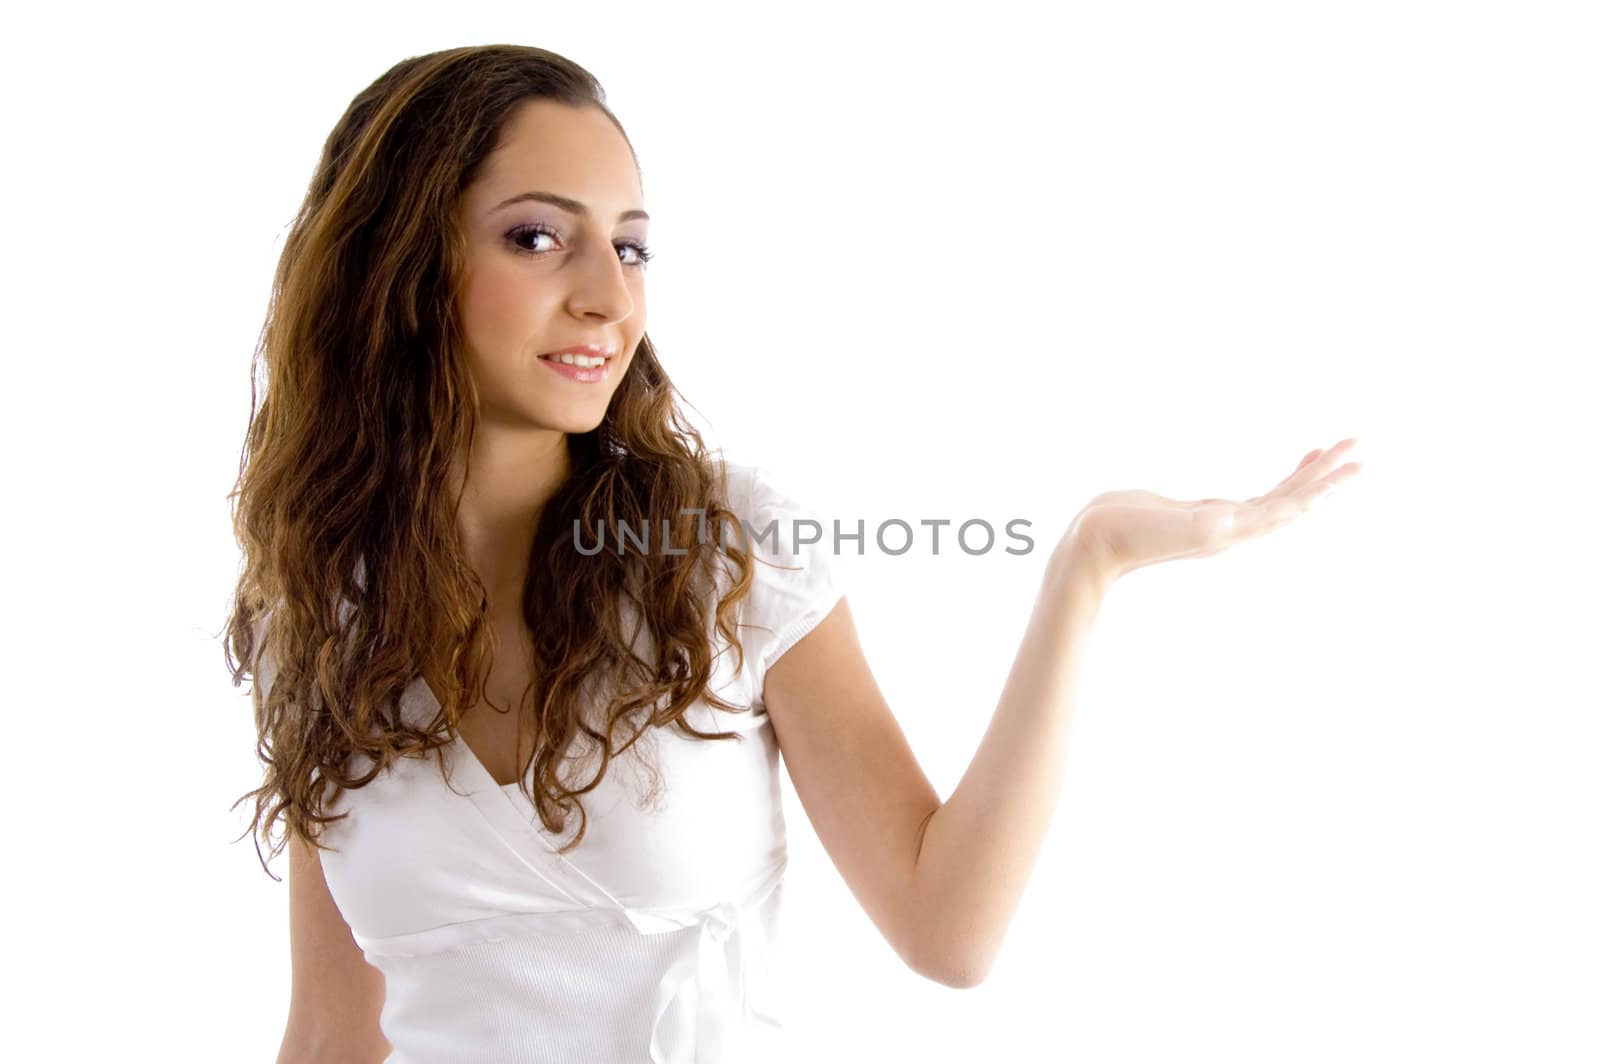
[306,459,845,1063]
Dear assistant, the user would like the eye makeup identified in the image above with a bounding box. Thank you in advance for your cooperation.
[503,222,653,268]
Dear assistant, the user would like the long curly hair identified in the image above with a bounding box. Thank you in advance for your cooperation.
[223,44,761,878]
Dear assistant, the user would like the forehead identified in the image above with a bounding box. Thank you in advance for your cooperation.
[467,99,642,212]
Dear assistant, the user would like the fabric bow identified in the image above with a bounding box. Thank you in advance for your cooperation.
[643,899,753,1063]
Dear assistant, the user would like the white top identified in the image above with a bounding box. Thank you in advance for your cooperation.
[307,460,845,1063]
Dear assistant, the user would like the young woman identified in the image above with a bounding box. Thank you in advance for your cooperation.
[226,44,1362,1064]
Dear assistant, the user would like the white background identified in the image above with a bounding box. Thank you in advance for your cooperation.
[3,1,1596,1060]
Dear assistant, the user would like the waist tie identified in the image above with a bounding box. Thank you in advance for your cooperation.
[646,899,748,1063]
[629,860,785,1064]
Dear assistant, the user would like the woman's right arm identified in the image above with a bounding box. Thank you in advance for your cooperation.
[277,833,391,1063]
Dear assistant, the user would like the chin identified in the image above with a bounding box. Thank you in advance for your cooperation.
[538,407,610,436]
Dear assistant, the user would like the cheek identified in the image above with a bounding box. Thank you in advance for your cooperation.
[461,262,548,346]
[461,275,512,340]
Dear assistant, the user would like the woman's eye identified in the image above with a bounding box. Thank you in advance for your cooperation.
[507,224,558,253]
[506,224,652,268]
[618,241,654,267]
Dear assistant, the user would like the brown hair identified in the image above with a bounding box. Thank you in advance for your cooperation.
[222,44,760,877]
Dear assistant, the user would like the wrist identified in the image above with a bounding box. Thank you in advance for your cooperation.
[1047,533,1118,601]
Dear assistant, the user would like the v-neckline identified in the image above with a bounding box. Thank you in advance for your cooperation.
[413,672,534,791]
[407,672,633,910]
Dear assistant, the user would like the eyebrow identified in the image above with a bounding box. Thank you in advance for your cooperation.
[488,190,649,223]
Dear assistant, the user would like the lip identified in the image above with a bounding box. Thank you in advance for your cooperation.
[538,351,612,384]
[538,344,614,359]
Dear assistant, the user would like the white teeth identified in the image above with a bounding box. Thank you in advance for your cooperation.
[549,353,607,367]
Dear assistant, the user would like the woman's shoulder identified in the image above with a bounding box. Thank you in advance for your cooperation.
[709,455,812,532]
[707,456,847,676]
[709,455,762,515]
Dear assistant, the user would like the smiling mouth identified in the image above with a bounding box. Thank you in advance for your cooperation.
[537,354,613,383]
[538,353,613,368]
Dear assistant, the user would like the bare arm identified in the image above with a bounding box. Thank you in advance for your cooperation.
[763,538,1109,988]
[766,443,1358,987]
[278,833,391,1063]
[907,440,1362,981]
[906,540,1110,985]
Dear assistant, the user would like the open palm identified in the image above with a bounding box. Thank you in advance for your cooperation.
[1069,438,1364,581]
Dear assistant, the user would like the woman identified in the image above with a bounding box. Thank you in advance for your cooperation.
[226,44,1362,1064]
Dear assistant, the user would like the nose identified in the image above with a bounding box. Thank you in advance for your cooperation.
[565,241,635,324]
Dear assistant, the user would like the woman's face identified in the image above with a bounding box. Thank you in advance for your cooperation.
[455,100,649,434]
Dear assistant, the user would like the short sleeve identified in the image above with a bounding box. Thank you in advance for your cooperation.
[724,462,848,704]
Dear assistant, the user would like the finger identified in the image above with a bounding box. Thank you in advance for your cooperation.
[1309,461,1363,499]
[1269,448,1323,494]
[1256,458,1348,524]
[1244,444,1361,534]
[1284,438,1358,495]
[1250,438,1357,507]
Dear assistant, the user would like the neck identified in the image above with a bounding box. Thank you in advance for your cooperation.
[447,428,573,607]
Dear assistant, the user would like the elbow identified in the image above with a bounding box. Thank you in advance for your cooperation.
[928,962,991,990]
[278,1026,391,1064]
[906,935,995,990]
[914,954,993,989]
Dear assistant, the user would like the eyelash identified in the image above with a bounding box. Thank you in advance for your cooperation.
[504,223,654,268]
